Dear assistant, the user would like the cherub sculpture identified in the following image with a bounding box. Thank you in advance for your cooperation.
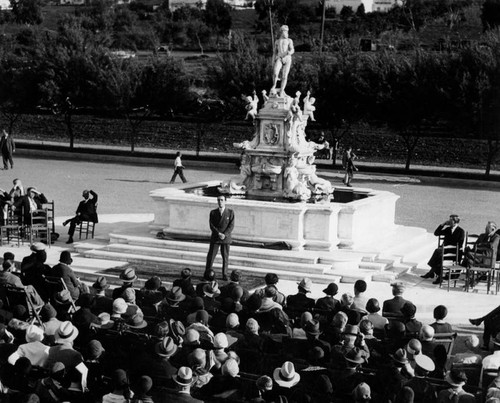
[303,90,316,121]
[244,91,259,120]
[286,91,302,122]
[261,90,269,102]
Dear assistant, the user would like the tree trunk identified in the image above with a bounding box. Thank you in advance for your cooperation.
[65,112,74,150]
[196,123,202,157]
[402,134,419,172]
[485,138,499,179]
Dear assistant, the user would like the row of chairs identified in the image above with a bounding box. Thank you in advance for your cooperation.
[0,203,54,247]
[0,201,95,247]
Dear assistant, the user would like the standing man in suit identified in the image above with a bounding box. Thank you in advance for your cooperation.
[0,130,15,170]
[205,195,235,281]
[63,189,98,244]
[421,214,465,284]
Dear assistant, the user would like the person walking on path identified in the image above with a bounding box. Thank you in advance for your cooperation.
[170,152,187,184]
[342,145,358,187]
[205,195,235,281]
[0,130,15,170]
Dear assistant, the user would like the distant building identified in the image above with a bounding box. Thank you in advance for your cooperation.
[225,0,251,8]
[325,0,398,13]
[372,0,398,12]
[0,0,10,9]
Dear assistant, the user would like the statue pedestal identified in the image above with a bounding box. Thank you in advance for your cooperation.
[223,95,330,200]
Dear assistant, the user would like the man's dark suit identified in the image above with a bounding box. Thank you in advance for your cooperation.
[13,193,48,226]
[427,224,465,277]
[205,207,235,278]
[382,296,411,317]
[52,262,80,300]
[68,190,98,237]
[0,134,15,169]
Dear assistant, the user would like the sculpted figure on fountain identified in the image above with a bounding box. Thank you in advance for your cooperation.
[244,91,259,121]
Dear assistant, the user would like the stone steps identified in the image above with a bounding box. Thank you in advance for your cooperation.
[109,234,320,264]
[75,246,342,285]
[89,243,333,274]
[68,223,436,288]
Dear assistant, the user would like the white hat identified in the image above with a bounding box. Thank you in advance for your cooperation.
[25,324,44,343]
[214,333,229,349]
[56,321,79,343]
[414,354,435,372]
[297,278,312,292]
[273,361,300,388]
[112,298,128,315]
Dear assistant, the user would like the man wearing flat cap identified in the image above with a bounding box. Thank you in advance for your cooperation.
[63,189,98,244]
[382,282,411,318]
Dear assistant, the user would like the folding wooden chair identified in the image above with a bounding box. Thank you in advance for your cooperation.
[433,332,457,360]
[44,275,77,313]
[0,205,24,247]
[28,208,51,247]
[440,244,464,291]
[465,247,496,294]
[42,200,56,238]
[78,220,96,240]
[4,284,42,323]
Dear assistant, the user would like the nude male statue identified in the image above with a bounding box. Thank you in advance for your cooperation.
[271,25,294,97]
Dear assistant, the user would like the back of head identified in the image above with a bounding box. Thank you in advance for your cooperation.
[3,252,14,261]
[112,369,129,390]
[265,273,279,285]
[365,298,380,314]
[433,305,448,321]
[332,311,348,329]
[401,302,417,319]
[359,319,373,336]
[354,280,367,294]
[420,325,435,342]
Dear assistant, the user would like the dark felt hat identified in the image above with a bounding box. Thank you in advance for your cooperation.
[323,283,338,296]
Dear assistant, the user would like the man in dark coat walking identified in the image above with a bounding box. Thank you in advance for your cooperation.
[205,195,235,281]
[0,130,15,170]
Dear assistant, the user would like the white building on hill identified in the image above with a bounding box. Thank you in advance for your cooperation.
[325,0,398,13]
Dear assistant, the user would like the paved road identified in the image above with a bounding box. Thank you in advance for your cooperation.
[7,156,498,236]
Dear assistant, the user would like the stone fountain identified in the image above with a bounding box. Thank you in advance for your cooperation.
[150,26,400,252]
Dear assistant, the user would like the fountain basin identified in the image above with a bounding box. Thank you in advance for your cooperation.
[150,181,399,251]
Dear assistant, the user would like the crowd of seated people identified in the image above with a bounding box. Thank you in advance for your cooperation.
[0,249,497,403]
